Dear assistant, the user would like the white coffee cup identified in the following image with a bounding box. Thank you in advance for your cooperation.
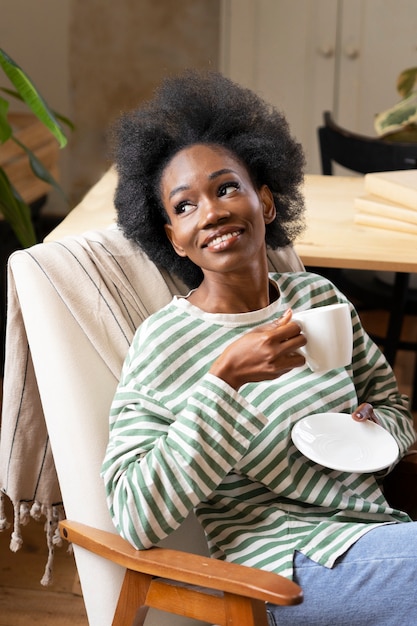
[292,303,353,373]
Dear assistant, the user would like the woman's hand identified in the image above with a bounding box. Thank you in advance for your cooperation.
[352,402,380,424]
[210,309,306,390]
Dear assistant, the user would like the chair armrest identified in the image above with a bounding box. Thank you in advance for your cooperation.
[59,520,302,607]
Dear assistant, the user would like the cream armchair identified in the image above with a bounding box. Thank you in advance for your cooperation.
[3,177,304,625]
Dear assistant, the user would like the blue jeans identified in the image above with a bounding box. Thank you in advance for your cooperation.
[267,522,417,626]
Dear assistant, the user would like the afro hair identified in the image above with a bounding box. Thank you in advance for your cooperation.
[112,69,306,288]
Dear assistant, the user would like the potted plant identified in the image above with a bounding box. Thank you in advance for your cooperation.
[0,48,72,248]
[374,66,417,142]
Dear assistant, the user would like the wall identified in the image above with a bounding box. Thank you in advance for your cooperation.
[1,0,220,213]
[69,0,220,202]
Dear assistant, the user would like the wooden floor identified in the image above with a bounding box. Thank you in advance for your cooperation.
[0,311,416,625]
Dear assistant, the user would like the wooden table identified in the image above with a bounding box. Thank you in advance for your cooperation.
[47,170,417,275]
[297,175,417,274]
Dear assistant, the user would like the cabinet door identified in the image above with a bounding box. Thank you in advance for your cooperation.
[220,0,338,173]
[220,0,417,174]
[337,0,417,136]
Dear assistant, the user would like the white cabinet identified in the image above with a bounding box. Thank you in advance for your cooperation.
[220,0,417,173]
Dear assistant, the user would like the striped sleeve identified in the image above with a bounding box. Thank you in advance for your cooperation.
[102,340,268,548]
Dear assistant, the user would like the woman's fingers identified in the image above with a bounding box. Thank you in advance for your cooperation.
[210,310,307,389]
[352,402,379,424]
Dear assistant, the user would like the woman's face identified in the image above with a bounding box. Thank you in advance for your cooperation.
[160,144,276,278]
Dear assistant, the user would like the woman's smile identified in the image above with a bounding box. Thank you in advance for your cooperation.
[202,228,243,251]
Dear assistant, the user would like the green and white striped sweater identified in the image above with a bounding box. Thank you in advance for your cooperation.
[102,272,415,579]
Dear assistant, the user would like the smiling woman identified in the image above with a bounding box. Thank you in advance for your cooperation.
[102,69,417,626]
[160,145,277,313]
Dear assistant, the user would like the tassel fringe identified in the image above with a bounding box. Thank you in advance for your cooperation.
[10,500,23,551]
[1,494,66,586]
[40,504,65,586]
[0,492,11,530]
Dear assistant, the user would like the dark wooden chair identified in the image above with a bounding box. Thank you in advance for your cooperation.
[317,111,417,409]
[318,111,417,174]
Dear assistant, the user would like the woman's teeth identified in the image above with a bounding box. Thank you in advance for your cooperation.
[210,231,240,246]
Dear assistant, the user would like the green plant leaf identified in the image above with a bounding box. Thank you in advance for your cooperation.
[52,111,75,132]
[397,67,417,99]
[12,136,68,201]
[374,93,417,136]
[0,85,23,100]
[380,105,417,129]
[0,95,12,143]
[0,168,37,247]
[0,48,67,148]
[0,86,75,131]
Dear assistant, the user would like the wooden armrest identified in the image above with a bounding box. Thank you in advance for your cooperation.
[59,520,302,607]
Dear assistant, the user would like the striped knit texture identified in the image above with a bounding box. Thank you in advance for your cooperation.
[102,272,415,579]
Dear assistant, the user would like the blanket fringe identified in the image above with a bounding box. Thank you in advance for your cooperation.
[20,501,31,525]
[0,492,11,530]
[41,504,65,586]
[10,501,23,551]
[0,494,66,586]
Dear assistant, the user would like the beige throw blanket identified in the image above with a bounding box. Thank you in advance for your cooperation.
[0,226,303,583]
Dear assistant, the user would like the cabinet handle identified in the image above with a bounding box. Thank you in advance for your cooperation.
[317,44,335,58]
[344,43,360,59]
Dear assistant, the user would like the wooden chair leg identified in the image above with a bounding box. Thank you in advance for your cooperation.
[384,272,410,366]
[224,593,270,626]
[112,572,271,626]
[112,569,152,626]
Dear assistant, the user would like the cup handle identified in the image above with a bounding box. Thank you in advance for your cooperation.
[293,319,319,372]
[296,345,320,372]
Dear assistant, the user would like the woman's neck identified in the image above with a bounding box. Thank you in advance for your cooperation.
[188,272,278,314]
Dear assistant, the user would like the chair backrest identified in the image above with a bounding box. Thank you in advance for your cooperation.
[8,238,212,626]
[7,228,304,626]
[318,111,417,175]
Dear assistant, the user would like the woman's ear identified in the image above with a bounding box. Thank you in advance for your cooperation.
[164,223,187,257]
[260,185,276,224]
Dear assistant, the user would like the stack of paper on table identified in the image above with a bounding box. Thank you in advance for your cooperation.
[354,170,417,234]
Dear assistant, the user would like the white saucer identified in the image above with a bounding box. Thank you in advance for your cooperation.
[291,412,399,472]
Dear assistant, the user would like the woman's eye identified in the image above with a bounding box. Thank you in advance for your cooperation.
[219,182,239,196]
[174,200,196,215]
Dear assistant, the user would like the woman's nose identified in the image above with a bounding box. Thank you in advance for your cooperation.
[199,198,230,228]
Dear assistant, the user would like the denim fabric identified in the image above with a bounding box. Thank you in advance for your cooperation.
[267,522,417,626]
